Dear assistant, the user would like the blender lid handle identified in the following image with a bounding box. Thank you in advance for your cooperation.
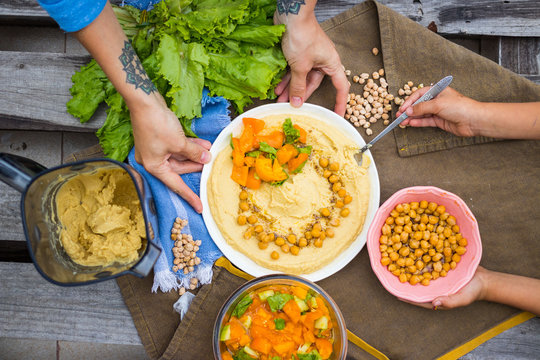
[130,240,161,278]
[0,153,47,193]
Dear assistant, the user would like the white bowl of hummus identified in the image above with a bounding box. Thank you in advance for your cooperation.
[201,103,380,281]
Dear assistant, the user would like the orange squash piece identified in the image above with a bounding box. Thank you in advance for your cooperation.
[221,352,233,360]
[243,117,265,134]
[315,297,330,315]
[257,131,284,149]
[303,325,316,343]
[276,144,299,165]
[315,338,333,359]
[273,341,295,356]
[244,156,256,167]
[291,286,308,300]
[228,320,246,341]
[251,337,272,355]
[288,152,309,173]
[239,333,251,347]
[231,138,245,167]
[238,124,256,153]
[294,124,307,143]
[231,165,249,186]
[282,300,301,324]
[255,158,287,183]
[246,168,261,190]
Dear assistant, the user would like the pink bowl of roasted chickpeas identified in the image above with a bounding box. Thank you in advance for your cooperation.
[367,186,482,303]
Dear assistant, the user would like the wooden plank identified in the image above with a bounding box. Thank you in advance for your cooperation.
[316,0,540,37]
[0,262,142,345]
[0,261,539,357]
[0,51,105,131]
[2,0,540,37]
[0,25,65,53]
[0,130,62,242]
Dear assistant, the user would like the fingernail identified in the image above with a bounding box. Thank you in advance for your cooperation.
[291,96,302,107]
[406,108,413,115]
[434,300,442,307]
[201,151,211,163]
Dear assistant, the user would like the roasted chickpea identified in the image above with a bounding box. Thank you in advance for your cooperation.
[271,251,279,260]
[239,190,248,200]
[298,238,308,247]
[291,245,300,256]
[239,201,249,211]
[340,208,350,217]
[237,215,247,225]
[258,241,268,250]
[320,208,330,217]
[344,195,353,204]
[319,157,329,168]
[287,234,297,244]
[247,215,257,224]
[275,237,285,246]
[329,162,340,172]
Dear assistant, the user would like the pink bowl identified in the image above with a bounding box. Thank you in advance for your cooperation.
[367,186,482,303]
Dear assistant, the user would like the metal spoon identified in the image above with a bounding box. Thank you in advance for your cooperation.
[355,75,453,165]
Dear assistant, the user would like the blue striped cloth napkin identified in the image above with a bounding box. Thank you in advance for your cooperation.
[127,89,229,314]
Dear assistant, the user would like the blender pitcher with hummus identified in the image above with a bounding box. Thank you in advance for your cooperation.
[0,152,161,286]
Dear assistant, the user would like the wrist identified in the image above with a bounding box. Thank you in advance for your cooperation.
[274,1,317,25]
[475,267,492,302]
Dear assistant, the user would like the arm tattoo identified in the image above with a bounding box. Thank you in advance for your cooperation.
[119,41,157,95]
[276,0,305,15]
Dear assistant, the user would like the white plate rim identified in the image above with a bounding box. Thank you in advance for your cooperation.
[200,102,380,282]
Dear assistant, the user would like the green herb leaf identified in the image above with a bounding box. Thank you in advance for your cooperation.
[233,348,256,360]
[283,118,300,144]
[297,350,323,360]
[274,318,285,330]
[245,150,261,158]
[266,292,293,312]
[231,295,253,318]
[259,141,277,158]
[297,145,312,154]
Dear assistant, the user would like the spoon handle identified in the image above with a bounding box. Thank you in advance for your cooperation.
[359,75,453,153]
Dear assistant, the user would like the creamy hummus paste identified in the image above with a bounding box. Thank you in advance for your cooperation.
[55,167,146,267]
[208,114,371,274]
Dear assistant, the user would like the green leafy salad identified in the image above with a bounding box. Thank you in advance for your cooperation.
[67,0,287,161]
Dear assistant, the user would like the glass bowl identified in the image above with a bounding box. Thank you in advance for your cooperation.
[213,274,347,359]
[366,186,482,303]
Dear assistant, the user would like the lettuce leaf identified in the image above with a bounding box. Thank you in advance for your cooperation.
[67,0,287,161]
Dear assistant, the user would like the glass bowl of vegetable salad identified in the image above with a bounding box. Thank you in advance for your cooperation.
[213,274,347,360]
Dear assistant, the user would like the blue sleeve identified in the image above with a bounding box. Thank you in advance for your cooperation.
[37,0,107,32]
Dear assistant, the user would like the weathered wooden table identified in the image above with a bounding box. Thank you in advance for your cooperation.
[1,1,539,358]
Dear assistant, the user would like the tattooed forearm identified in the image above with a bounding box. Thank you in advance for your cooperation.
[276,0,306,15]
[118,41,157,95]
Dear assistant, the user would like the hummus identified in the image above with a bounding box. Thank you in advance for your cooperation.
[208,114,370,274]
[55,167,146,267]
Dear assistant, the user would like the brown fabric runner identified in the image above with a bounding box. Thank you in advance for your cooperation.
[70,1,540,359]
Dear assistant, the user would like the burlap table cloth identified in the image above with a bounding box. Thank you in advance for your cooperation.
[66,1,540,359]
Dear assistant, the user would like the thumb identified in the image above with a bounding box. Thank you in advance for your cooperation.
[288,67,308,108]
[179,138,212,164]
[433,293,471,310]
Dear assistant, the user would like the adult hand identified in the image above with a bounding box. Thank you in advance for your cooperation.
[130,93,211,214]
[397,87,479,137]
[402,266,488,310]
[274,12,350,116]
